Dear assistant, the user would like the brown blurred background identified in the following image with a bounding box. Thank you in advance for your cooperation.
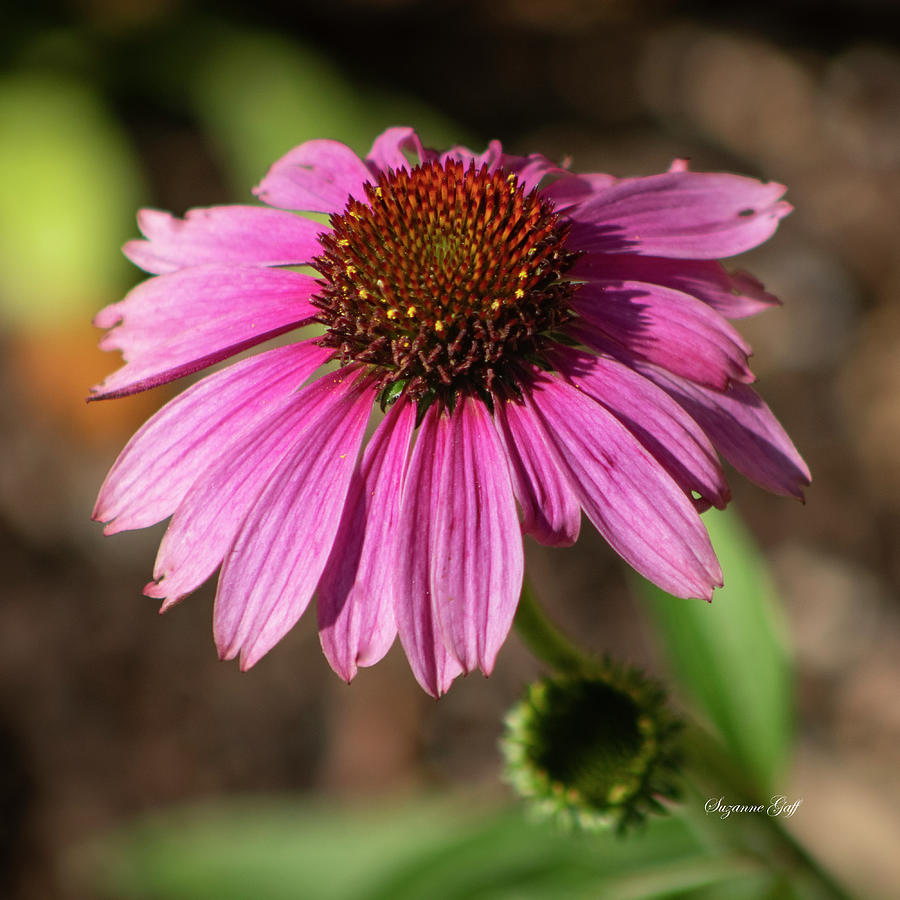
[1,0,899,897]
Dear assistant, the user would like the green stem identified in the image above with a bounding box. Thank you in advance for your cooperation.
[513,577,855,900]
[513,576,592,674]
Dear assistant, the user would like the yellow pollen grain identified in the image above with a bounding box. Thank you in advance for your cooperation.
[358,288,369,300]
[386,309,398,319]
[515,288,525,299]
[338,238,350,247]
[345,264,357,276]
[518,269,528,279]
[406,306,417,318]
[490,300,501,311]
[375,186,383,198]
[434,319,444,332]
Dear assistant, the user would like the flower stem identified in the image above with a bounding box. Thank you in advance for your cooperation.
[513,576,593,675]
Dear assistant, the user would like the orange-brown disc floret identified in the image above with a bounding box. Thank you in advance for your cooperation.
[312,159,579,408]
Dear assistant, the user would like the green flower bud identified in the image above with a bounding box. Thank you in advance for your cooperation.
[501,661,683,834]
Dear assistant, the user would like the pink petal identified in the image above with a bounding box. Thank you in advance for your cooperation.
[91,265,319,399]
[365,127,432,176]
[430,399,523,675]
[213,372,375,669]
[500,152,568,193]
[492,394,581,546]
[438,142,563,191]
[571,254,781,319]
[527,374,723,599]
[567,171,791,259]
[393,405,464,697]
[95,340,332,534]
[145,369,366,608]
[122,205,326,275]
[551,349,730,511]
[253,139,372,213]
[540,172,617,211]
[440,139,503,170]
[638,365,811,500]
[573,280,754,389]
[317,397,416,681]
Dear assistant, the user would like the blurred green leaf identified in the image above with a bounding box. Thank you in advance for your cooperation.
[79,797,767,900]
[0,73,142,327]
[189,27,462,193]
[632,507,793,792]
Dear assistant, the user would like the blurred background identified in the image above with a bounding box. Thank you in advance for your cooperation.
[1,0,899,897]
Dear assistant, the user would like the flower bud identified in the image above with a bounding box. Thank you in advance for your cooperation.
[501,662,683,833]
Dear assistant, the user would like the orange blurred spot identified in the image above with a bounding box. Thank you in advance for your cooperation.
[8,322,171,448]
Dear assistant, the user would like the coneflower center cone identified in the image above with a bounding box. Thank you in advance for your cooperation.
[312,160,580,407]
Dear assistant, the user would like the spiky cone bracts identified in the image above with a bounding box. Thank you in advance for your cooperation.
[501,662,683,834]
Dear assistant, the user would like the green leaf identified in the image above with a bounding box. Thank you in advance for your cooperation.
[632,506,793,792]
[76,798,764,900]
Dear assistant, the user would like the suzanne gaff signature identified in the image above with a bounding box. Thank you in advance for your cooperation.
[705,796,803,819]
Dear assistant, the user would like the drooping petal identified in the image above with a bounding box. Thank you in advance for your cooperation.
[145,370,366,608]
[571,253,780,319]
[430,399,523,675]
[365,127,432,176]
[122,205,327,275]
[567,171,791,259]
[253,139,372,213]
[550,349,730,511]
[317,397,416,682]
[213,372,374,669]
[526,373,723,599]
[394,405,464,697]
[95,340,332,534]
[638,365,811,500]
[492,393,581,546]
[91,265,318,399]
[573,280,754,389]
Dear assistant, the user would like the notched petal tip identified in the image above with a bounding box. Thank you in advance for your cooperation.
[93,304,124,331]
[771,199,793,220]
[143,576,186,610]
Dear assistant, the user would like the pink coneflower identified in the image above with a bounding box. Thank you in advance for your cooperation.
[92,127,809,696]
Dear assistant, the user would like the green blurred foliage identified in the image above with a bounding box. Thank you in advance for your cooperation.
[187,26,464,194]
[0,73,142,327]
[82,798,773,900]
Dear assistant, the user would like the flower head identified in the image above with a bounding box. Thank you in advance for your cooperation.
[92,127,810,696]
